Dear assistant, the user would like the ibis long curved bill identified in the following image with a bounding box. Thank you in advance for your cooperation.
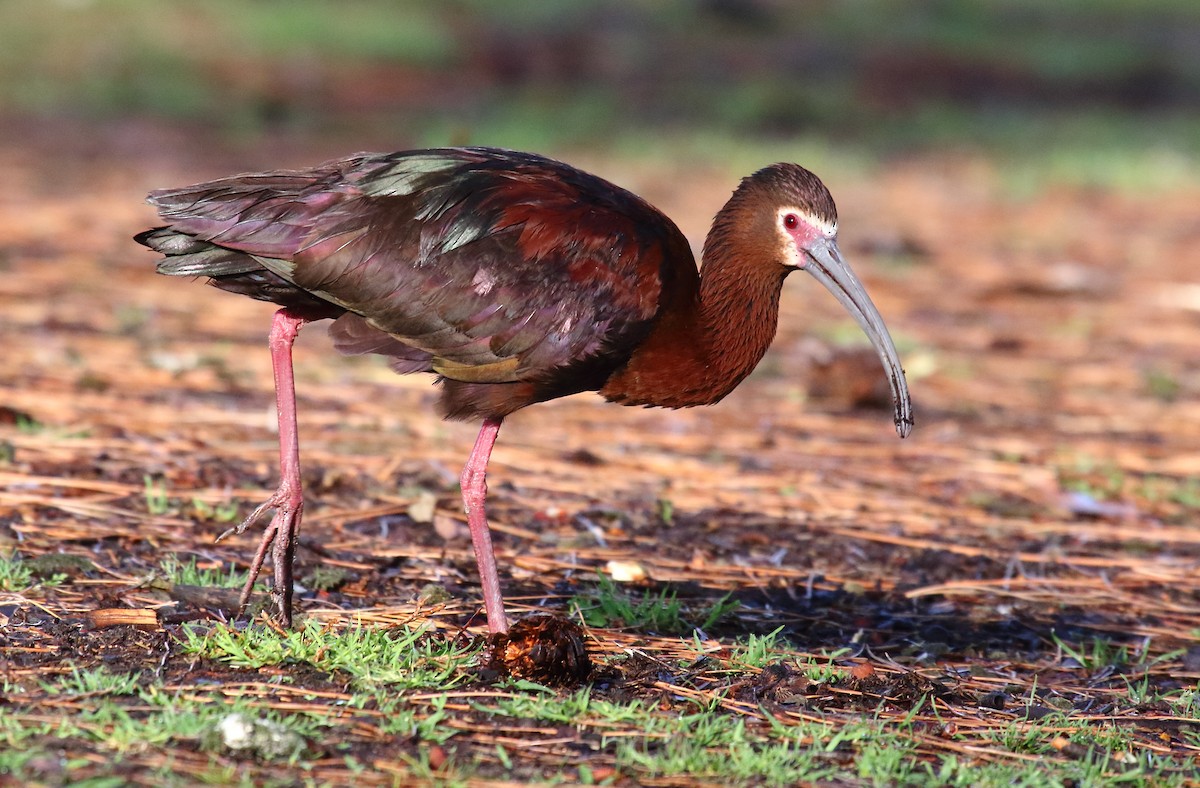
[802,237,914,438]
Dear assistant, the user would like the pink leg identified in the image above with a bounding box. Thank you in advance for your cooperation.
[217,308,307,627]
[459,416,509,634]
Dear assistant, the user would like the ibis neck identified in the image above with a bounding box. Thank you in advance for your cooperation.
[600,246,787,408]
[696,250,788,398]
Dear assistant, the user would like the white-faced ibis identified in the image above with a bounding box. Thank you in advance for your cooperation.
[137,147,913,631]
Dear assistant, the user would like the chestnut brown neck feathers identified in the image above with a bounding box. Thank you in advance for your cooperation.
[599,163,835,408]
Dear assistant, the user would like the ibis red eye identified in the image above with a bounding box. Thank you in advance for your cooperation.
[784,214,799,229]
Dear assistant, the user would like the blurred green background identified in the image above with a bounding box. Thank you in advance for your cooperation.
[2,0,1198,187]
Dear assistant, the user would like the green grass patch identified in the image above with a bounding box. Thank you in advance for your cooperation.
[0,550,71,592]
[4,664,322,764]
[0,0,452,118]
[0,551,40,592]
[157,554,249,590]
[179,619,478,689]
[4,623,1197,785]
[570,574,738,634]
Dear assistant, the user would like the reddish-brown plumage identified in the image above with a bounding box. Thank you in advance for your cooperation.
[137,147,912,631]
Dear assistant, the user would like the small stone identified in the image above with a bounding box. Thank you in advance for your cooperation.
[605,560,647,583]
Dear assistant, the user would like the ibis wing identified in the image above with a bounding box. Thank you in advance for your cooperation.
[145,148,694,386]
[142,165,363,317]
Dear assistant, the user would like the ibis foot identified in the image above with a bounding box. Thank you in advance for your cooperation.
[218,487,303,627]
